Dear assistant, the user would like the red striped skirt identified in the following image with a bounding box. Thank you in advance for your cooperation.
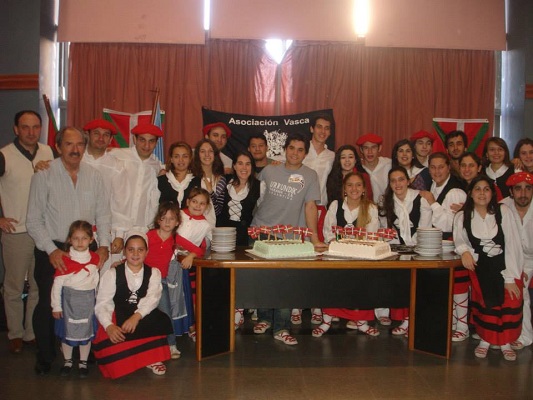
[92,325,170,379]
[453,266,470,294]
[469,273,523,346]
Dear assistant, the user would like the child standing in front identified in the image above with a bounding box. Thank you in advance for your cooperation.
[144,202,182,359]
[51,220,99,378]
[174,187,214,340]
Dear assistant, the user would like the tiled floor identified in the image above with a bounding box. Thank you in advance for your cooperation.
[1,311,532,400]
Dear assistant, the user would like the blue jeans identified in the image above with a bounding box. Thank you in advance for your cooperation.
[158,280,176,346]
[257,308,291,335]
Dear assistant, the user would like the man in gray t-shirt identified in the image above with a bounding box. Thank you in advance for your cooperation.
[251,133,327,346]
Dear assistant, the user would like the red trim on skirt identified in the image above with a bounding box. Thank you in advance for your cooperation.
[390,308,409,321]
[322,308,375,321]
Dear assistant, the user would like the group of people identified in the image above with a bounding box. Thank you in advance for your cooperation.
[1,110,532,381]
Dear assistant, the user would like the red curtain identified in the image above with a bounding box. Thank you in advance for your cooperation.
[68,40,495,157]
[280,42,495,155]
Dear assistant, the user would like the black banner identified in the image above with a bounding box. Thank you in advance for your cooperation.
[202,107,335,161]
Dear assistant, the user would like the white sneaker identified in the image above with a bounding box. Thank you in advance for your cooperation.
[169,345,181,359]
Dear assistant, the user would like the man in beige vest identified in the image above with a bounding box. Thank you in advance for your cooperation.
[0,111,54,354]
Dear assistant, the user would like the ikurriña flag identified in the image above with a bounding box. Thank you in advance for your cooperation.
[102,108,166,164]
[202,107,335,161]
[432,118,489,157]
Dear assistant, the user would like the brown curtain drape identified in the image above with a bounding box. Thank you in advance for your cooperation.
[280,41,495,155]
[69,40,495,156]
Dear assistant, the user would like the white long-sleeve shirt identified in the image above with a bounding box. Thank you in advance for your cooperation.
[109,147,162,238]
[303,144,335,206]
[363,157,392,204]
[453,204,523,283]
[323,201,379,243]
[501,197,533,270]
[430,177,466,233]
[82,149,124,197]
[95,264,162,330]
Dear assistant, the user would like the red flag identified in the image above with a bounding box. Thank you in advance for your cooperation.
[42,95,58,147]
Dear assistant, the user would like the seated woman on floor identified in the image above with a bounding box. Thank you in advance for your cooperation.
[93,231,173,378]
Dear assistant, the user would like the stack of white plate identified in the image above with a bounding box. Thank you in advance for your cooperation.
[442,240,455,254]
[415,228,442,256]
[211,227,237,253]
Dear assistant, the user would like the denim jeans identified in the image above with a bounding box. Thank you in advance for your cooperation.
[158,280,176,346]
[257,308,291,335]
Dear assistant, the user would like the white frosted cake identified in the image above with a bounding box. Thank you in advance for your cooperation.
[252,240,315,259]
[328,239,391,259]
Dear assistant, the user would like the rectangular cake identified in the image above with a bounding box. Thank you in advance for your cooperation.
[328,239,391,259]
[252,240,315,259]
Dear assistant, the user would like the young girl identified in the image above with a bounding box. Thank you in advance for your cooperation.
[93,232,173,378]
[391,139,432,191]
[314,172,380,337]
[51,220,99,378]
[158,141,195,208]
[483,137,515,199]
[174,187,214,340]
[453,176,523,361]
[144,202,182,359]
[326,145,373,206]
[379,166,432,336]
[191,139,226,219]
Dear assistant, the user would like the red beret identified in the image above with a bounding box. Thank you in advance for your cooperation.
[131,123,163,137]
[410,130,436,142]
[83,119,117,135]
[356,133,383,146]
[506,171,533,187]
[202,122,231,138]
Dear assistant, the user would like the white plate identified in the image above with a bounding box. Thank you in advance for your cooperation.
[414,248,442,256]
[245,249,320,260]
[211,247,236,252]
[321,251,398,261]
[213,227,236,232]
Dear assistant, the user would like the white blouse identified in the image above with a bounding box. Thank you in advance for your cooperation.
[95,263,162,330]
[323,200,379,243]
[387,188,432,246]
[453,204,523,283]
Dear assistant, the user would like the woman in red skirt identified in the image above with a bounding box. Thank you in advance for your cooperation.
[453,175,524,361]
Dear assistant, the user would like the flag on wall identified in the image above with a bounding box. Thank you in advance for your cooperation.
[202,107,335,161]
[102,108,166,163]
[432,118,490,157]
[43,94,58,147]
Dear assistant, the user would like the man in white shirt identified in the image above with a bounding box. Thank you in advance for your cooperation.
[298,115,334,324]
[356,133,392,325]
[445,130,468,177]
[203,122,233,174]
[501,172,533,350]
[108,124,162,261]
[0,110,54,354]
[82,119,123,195]
[410,130,435,167]
[357,133,392,205]
[419,153,468,341]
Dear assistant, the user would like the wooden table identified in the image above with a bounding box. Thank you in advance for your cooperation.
[193,248,462,360]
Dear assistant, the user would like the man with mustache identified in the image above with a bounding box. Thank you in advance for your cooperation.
[0,111,54,354]
[501,172,533,350]
[26,127,111,375]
